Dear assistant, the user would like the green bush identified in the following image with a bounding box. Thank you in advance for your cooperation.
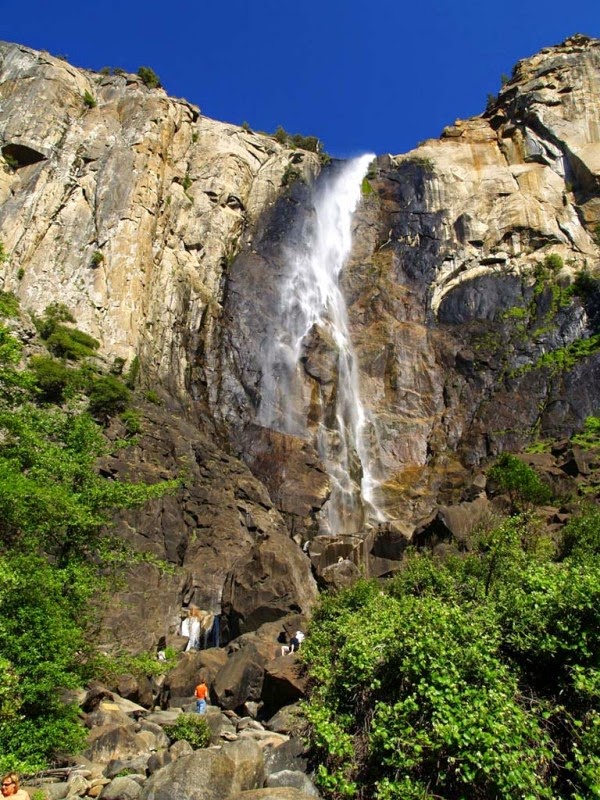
[302,515,600,800]
[488,453,552,512]
[0,292,19,318]
[88,375,130,418]
[124,356,140,389]
[90,250,104,266]
[137,66,161,89]
[46,326,100,360]
[82,90,96,109]
[543,253,564,272]
[0,241,8,264]
[120,408,142,436]
[164,713,210,749]
[29,356,73,403]
[0,320,178,772]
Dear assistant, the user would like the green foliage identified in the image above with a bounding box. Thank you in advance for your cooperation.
[241,121,251,132]
[124,355,140,389]
[88,375,130,419]
[488,453,552,512]
[16,268,24,280]
[182,173,192,191]
[137,66,161,89]
[144,389,161,405]
[0,241,8,264]
[571,415,600,450]
[82,90,96,109]
[29,356,74,403]
[560,505,600,561]
[0,292,19,318]
[303,513,600,800]
[543,253,564,272]
[90,250,104,266]
[120,408,142,436]
[46,326,100,360]
[0,324,178,770]
[164,713,211,749]
[35,303,75,339]
[282,164,301,187]
[110,357,126,376]
[361,177,373,196]
[272,125,324,154]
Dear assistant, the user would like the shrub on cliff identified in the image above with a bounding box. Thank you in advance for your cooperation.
[137,66,161,89]
[488,453,552,512]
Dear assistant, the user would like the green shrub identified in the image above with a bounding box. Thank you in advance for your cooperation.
[88,375,130,418]
[110,357,126,376]
[571,415,600,450]
[120,408,142,436]
[282,164,300,187]
[82,90,96,109]
[0,241,8,264]
[29,356,73,403]
[90,250,104,267]
[144,389,161,405]
[46,326,100,361]
[35,303,76,339]
[543,253,564,272]
[164,714,210,749]
[137,66,161,89]
[16,268,24,280]
[182,174,192,191]
[488,453,552,512]
[124,356,140,389]
[303,516,600,800]
[0,292,19,318]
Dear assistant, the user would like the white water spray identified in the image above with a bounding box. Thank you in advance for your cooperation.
[258,154,385,534]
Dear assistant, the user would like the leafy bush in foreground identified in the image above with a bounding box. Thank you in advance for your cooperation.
[164,713,210,749]
[302,509,600,799]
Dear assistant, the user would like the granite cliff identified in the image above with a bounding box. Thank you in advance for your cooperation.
[0,35,599,652]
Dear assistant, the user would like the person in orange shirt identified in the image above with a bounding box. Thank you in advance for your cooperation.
[195,681,208,714]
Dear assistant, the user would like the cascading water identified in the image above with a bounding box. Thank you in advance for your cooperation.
[258,154,385,535]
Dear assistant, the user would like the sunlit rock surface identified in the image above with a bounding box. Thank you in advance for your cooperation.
[1,35,599,649]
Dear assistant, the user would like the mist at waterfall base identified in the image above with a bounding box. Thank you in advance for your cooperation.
[258,154,386,537]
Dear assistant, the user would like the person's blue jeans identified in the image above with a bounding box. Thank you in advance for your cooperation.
[196,699,207,714]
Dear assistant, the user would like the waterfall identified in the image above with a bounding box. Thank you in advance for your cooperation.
[258,154,385,535]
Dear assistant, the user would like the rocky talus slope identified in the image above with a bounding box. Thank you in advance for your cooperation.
[1,35,600,651]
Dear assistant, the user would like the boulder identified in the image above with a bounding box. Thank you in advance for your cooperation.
[140,739,265,800]
[162,649,227,705]
[101,777,142,800]
[212,647,265,712]
[266,771,320,797]
[261,658,308,718]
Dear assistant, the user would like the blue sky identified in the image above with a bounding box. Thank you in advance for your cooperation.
[1,1,598,158]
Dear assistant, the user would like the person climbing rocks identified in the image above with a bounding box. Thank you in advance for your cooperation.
[282,629,305,655]
[292,630,305,651]
[195,680,208,714]
[1,774,29,800]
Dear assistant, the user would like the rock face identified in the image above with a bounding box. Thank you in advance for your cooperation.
[1,36,600,649]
